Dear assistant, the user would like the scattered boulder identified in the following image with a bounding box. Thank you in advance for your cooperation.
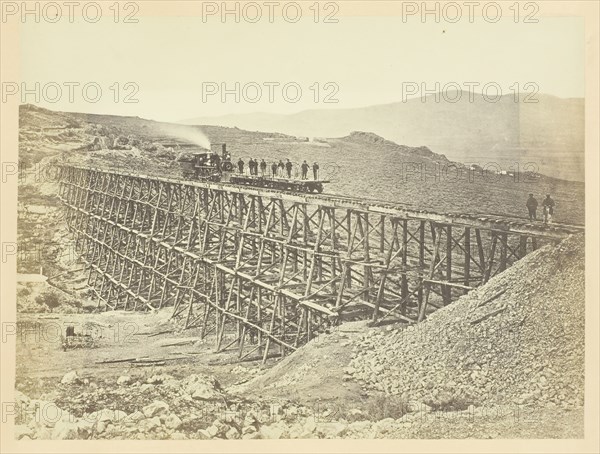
[303,416,317,434]
[259,421,287,439]
[142,401,170,418]
[51,420,78,439]
[316,421,347,438]
[123,411,145,424]
[225,426,240,439]
[117,375,132,385]
[98,421,111,434]
[75,418,94,438]
[372,417,395,435]
[242,431,262,439]
[87,409,126,424]
[183,374,222,401]
[164,413,182,430]
[147,374,173,385]
[139,416,162,432]
[60,371,79,385]
[205,425,219,437]
[348,420,371,433]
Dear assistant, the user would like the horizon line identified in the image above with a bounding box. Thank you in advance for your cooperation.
[19,90,584,125]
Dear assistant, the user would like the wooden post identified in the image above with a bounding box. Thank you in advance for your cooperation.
[444,225,452,305]
[519,235,528,258]
[484,232,498,283]
[380,216,385,253]
[463,227,471,294]
[363,213,371,301]
[401,219,409,313]
[372,221,398,322]
[499,232,508,272]
[419,225,441,322]
[330,208,338,294]
[476,229,486,283]
[417,221,425,309]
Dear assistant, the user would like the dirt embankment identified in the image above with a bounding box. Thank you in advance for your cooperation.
[345,234,585,410]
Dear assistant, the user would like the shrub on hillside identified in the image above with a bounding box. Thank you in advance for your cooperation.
[17,286,31,298]
[35,291,61,312]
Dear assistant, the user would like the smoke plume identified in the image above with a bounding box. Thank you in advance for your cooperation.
[159,124,211,150]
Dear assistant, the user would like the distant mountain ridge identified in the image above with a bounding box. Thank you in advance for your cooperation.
[180,92,584,181]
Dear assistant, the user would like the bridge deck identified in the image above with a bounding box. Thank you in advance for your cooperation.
[65,165,583,240]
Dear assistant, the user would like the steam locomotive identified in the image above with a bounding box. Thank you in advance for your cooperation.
[179,143,327,193]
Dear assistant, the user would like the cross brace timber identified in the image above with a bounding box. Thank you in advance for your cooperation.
[57,166,581,361]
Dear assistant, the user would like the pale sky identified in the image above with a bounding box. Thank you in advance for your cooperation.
[19,13,584,122]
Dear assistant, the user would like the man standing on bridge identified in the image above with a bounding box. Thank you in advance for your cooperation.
[301,160,309,180]
[526,194,538,221]
[278,160,285,177]
[542,194,555,224]
[285,159,293,178]
[271,162,278,178]
[237,158,244,175]
[313,162,319,180]
[260,159,267,176]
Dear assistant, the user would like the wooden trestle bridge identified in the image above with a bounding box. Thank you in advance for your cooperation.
[57,165,583,362]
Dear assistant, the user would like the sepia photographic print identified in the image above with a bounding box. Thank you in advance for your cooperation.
[1,1,598,453]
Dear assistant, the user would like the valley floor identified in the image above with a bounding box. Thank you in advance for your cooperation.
[13,307,583,440]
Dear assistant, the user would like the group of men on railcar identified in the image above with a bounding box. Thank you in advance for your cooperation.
[237,158,320,180]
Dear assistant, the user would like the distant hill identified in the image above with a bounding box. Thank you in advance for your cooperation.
[19,104,584,224]
[180,92,584,182]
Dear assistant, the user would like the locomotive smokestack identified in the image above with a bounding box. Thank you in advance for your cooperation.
[211,143,226,155]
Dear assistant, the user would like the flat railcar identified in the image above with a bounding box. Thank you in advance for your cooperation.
[230,174,327,193]
[179,142,328,193]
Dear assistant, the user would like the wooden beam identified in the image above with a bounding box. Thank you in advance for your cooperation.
[463,227,471,294]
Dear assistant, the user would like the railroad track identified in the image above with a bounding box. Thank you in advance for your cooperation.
[59,163,585,238]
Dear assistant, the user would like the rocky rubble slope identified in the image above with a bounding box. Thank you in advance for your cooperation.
[346,234,585,410]
[14,369,398,440]
[16,368,581,440]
